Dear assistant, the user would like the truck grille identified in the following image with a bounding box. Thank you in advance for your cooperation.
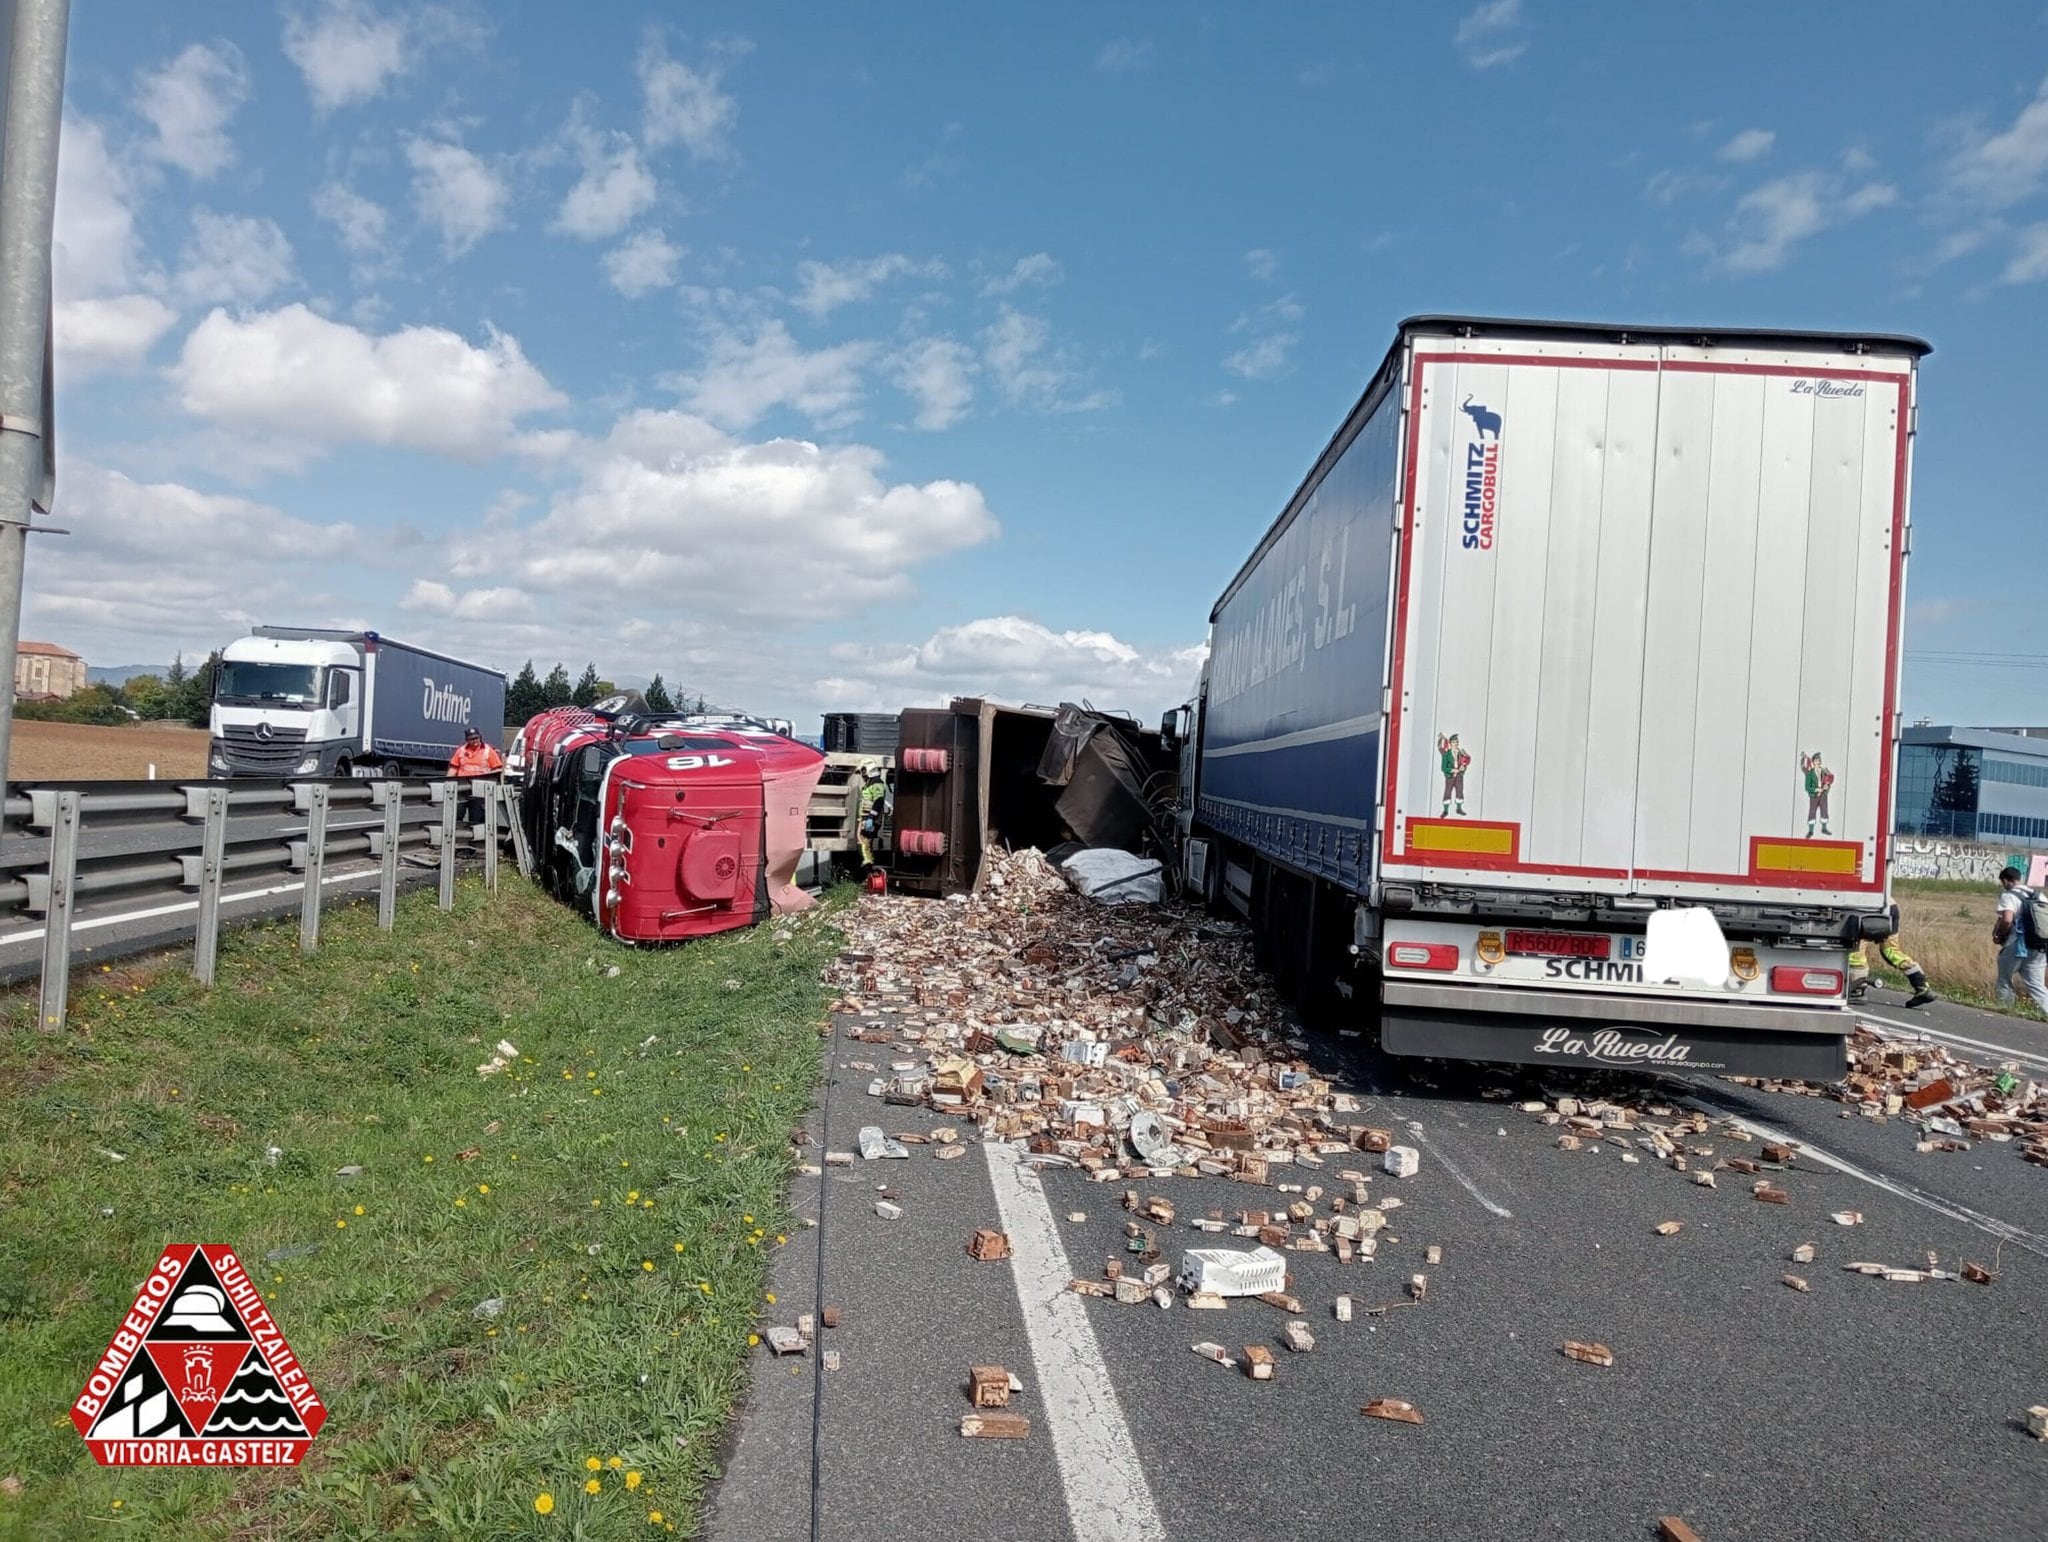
[221,723,308,771]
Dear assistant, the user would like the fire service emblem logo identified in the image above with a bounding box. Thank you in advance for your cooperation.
[70,1243,326,1467]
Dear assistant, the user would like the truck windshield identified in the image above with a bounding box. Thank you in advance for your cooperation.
[214,662,322,705]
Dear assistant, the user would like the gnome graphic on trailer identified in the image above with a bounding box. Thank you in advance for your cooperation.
[1801,751,1835,836]
[1438,733,1472,817]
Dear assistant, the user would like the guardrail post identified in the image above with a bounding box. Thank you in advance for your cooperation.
[377,782,401,930]
[505,784,533,879]
[192,786,228,986]
[37,789,79,1031]
[299,782,329,955]
[435,780,456,911]
[482,781,502,892]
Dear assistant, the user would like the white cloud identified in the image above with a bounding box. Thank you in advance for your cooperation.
[2003,222,2048,284]
[603,228,683,297]
[174,210,297,305]
[453,409,1000,619]
[794,254,943,317]
[281,0,408,114]
[828,616,1203,718]
[311,181,390,254]
[1095,39,1155,75]
[406,137,510,257]
[1455,0,1528,69]
[1244,247,1279,282]
[54,117,145,301]
[1643,168,1729,207]
[134,42,249,179]
[980,252,1062,297]
[1945,72,2048,210]
[1711,171,1898,275]
[639,31,743,160]
[890,337,977,430]
[173,303,565,464]
[671,321,878,430]
[53,295,178,377]
[1717,127,1775,164]
[552,120,657,241]
[980,307,1113,413]
[20,463,359,655]
[1223,333,1296,380]
[1223,293,1304,381]
[401,579,532,620]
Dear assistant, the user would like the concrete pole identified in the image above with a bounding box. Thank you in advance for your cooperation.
[0,0,70,793]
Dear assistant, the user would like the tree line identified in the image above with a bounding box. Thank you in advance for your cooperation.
[501,662,712,726]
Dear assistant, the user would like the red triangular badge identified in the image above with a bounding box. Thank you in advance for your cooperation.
[71,1244,327,1466]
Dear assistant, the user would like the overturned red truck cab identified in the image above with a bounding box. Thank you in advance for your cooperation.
[514,701,825,942]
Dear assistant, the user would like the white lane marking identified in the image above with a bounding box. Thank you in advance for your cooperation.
[1857,1010,2048,1074]
[1404,1120,1513,1219]
[984,1140,1167,1542]
[1683,1098,2048,1260]
[0,867,377,947]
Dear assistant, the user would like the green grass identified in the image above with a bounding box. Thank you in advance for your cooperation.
[0,877,845,1540]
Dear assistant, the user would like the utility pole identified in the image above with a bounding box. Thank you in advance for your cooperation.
[0,0,69,792]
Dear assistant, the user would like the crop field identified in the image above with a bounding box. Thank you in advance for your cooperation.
[5,721,209,781]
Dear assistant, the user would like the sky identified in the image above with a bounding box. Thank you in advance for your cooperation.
[29,0,2048,732]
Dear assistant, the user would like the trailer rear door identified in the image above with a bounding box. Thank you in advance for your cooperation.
[1380,333,1912,905]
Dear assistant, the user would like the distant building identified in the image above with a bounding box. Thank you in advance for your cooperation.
[14,640,86,701]
[1896,725,2048,849]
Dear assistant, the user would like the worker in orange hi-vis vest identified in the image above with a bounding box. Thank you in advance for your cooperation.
[448,726,505,841]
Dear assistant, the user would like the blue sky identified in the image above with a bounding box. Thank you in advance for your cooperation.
[33,0,2048,729]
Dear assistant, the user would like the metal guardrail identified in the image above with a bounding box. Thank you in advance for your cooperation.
[2,776,528,1031]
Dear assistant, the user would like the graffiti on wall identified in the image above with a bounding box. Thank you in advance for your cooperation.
[1891,837,2037,884]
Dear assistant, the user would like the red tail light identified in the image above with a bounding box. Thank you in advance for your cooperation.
[1386,941,1459,972]
[1770,965,1843,996]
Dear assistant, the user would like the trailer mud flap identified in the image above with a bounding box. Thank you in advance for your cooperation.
[1381,1003,1847,1082]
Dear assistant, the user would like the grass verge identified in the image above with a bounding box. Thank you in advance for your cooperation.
[0,876,844,1539]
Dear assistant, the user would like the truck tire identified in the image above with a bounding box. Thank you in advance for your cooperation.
[334,758,352,779]
[381,759,406,780]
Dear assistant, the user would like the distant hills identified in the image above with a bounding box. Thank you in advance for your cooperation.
[87,664,174,686]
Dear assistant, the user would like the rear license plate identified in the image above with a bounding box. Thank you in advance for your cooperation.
[1504,930,1611,959]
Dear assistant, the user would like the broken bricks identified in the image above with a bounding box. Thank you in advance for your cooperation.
[968,1366,1012,1407]
[1242,1344,1276,1381]
[966,1228,1012,1261]
[1283,1321,1316,1352]
[1562,1340,1616,1368]
[1361,1398,1423,1425]
[960,1413,1030,1440]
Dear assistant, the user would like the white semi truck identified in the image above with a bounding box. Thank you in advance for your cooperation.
[1172,316,1928,1081]
[208,627,506,779]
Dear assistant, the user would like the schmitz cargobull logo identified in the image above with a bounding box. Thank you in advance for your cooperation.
[1459,395,1502,550]
[70,1243,326,1467]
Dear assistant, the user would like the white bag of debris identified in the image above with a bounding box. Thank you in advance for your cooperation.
[1179,1245,1288,1297]
[1060,849,1163,905]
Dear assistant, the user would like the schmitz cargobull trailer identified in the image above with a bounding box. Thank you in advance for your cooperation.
[1176,316,1929,1082]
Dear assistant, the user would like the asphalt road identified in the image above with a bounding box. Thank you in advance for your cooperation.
[706,980,2048,1542]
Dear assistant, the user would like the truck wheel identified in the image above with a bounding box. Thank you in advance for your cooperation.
[334,758,352,779]
[381,759,405,780]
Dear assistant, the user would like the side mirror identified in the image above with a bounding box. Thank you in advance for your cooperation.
[1158,709,1178,749]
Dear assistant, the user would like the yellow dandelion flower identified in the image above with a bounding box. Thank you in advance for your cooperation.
[423,1154,434,1163]
[478,1184,490,1194]
[748,1333,760,1346]
[592,1089,602,1097]
[642,1260,654,1272]
[592,1198,602,1208]
[335,1219,346,1229]
[648,1513,663,1525]
[776,1234,788,1246]
[455,1197,467,1208]
[626,1470,642,1489]
[621,1160,631,1167]
[743,1215,754,1224]
[672,1242,685,1253]
[628,1191,640,1202]
[698,1281,712,1295]
[533,1493,555,1515]
[586,1457,602,1472]
[584,1478,602,1495]
[764,1291,776,1304]
[608,1457,623,1470]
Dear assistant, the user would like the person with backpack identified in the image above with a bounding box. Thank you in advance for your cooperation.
[1994,865,2048,1012]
